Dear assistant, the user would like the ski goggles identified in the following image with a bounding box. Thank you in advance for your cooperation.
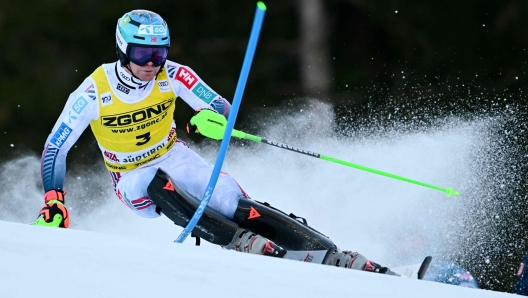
[127,45,169,67]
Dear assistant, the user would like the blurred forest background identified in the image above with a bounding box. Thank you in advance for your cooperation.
[1,0,528,294]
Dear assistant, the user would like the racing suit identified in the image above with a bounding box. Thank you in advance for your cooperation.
[40,61,393,274]
[41,61,246,219]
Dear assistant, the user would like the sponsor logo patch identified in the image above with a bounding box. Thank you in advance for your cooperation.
[167,64,177,78]
[209,98,227,115]
[72,96,88,114]
[116,32,124,47]
[51,123,72,148]
[102,98,174,127]
[104,151,120,162]
[248,207,261,219]
[121,145,164,163]
[192,83,217,103]
[138,25,166,35]
[116,83,130,94]
[119,71,130,81]
[163,180,175,191]
[158,80,170,92]
[101,92,112,107]
[176,67,198,89]
[120,15,131,27]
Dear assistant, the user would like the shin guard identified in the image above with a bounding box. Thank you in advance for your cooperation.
[232,198,335,251]
[147,168,238,246]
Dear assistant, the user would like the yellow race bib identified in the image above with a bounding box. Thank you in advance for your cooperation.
[89,66,177,172]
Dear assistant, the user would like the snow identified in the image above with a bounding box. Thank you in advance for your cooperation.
[0,220,515,298]
[0,101,520,297]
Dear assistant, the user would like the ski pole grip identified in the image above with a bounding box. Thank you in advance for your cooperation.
[191,109,227,140]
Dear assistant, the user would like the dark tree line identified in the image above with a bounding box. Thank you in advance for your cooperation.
[2,0,527,154]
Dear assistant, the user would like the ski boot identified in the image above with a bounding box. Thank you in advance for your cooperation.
[224,228,287,258]
[323,247,398,275]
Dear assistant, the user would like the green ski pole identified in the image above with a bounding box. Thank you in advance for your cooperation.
[190,110,461,197]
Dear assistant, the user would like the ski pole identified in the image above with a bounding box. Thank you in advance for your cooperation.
[190,110,461,197]
[175,2,267,243]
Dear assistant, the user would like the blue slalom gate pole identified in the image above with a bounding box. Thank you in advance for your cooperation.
[175,2,267,243]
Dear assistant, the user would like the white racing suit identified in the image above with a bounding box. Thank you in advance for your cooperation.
[41,60,386,274]
[41,60,246,219]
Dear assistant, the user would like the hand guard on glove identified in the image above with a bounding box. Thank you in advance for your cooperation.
[33,190,70,228]
[186,108,223,138]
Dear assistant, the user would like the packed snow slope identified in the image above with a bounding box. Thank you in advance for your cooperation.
[0,100,522,295]
[0,220,515,298]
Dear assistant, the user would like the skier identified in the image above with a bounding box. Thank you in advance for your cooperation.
[34,9,393,275]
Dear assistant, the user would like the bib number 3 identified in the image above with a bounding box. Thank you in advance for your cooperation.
[136,132,151,146]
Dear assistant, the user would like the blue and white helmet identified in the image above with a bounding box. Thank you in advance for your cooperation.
[116,10,170,66]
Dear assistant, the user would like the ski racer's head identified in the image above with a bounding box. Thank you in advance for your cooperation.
[116,10,170,81]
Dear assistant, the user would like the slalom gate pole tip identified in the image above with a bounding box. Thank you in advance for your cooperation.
[257,2,267,11]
